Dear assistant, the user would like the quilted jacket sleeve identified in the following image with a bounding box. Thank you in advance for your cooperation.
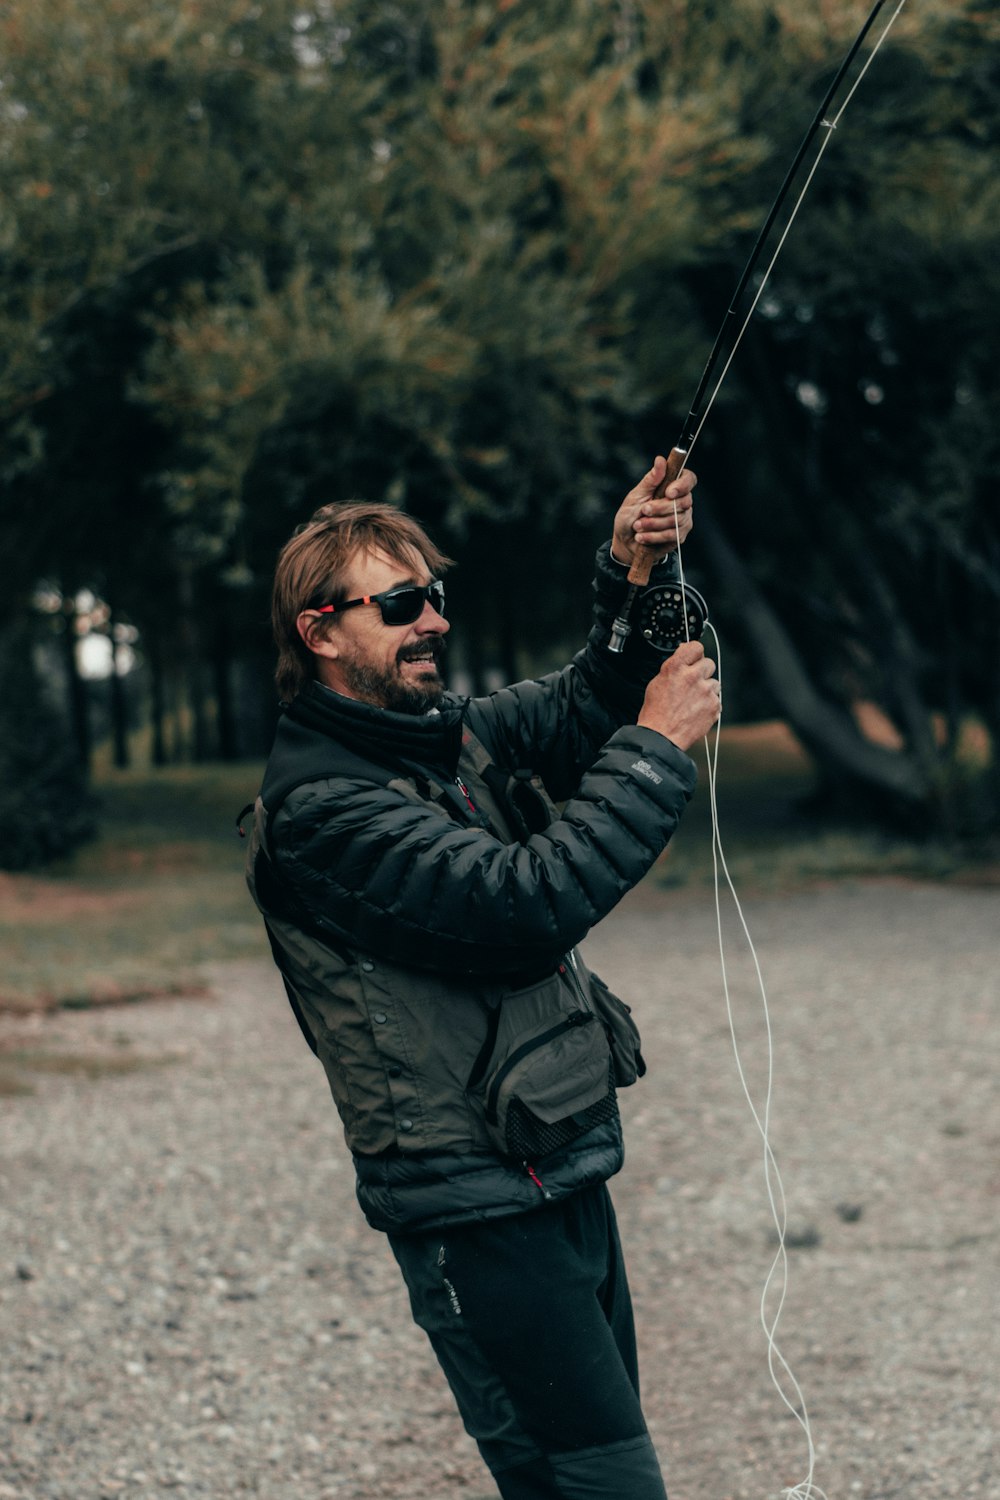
[270,723,697,979]
[269,541,701,977]
[464,541,686,801]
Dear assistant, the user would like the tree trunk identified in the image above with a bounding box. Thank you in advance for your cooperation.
[190,659,212,761]
[838,527,940,784]
[212,616,239,761]
[147,631,168,767]
[177,563,210,762]
[108,616,130,770]
[61,600,91,770]
[696,505,933,809]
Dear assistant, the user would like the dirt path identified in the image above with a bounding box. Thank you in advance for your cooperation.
[1,880,997,1500]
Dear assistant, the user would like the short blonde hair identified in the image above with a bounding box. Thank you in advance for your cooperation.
[271,502,454,703]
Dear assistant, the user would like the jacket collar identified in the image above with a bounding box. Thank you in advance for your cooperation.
[286,680,466,780]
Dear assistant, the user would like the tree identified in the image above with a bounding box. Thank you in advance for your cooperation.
[1,0,997,837]
[0,619,96,868]
[632,0,1000,830]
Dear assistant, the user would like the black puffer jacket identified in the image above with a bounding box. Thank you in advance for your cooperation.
[248,544,699,1233]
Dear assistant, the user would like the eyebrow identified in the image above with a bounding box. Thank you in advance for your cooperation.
[345,546,431,596]
[385,569,431,590]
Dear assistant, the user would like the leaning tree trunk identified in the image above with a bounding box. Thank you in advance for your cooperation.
[695,505,934,812]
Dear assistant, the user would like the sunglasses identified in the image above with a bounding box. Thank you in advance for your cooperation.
[313,580,446,627]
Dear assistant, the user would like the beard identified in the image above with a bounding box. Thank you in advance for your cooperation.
[340,637,447,714]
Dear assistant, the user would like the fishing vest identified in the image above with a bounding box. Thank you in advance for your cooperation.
[243,717,645,1169]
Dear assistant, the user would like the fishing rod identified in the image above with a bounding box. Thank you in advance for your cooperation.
[609,0,909,656]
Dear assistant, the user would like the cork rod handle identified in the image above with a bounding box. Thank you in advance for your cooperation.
[625,446,689,587]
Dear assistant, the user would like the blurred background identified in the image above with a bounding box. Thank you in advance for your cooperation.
[0,0,997,1012]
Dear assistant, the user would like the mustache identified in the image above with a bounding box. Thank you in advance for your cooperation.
[397,638,447,666]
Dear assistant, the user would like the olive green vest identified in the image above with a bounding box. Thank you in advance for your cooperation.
[246,730,588,1157]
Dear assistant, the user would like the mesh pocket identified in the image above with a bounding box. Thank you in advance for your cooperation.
[504,1064,619,1160]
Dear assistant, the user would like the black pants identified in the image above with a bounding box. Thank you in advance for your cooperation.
[388,1184,668,1500]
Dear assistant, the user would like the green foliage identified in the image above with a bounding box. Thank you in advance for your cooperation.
[0,0,998,831]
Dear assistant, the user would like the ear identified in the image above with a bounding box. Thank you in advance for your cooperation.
[296,610,340,661]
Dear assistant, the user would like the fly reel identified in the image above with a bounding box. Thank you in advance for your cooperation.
[638,582,709,654]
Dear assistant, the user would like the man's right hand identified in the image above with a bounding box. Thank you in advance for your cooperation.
[637,641,721,751]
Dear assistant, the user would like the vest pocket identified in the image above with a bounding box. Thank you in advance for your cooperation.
[469,972,617,1162]
[587,972,647,1088]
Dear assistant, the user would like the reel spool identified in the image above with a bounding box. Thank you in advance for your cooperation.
[638,582,709,654]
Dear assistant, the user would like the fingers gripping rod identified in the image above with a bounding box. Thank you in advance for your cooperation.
[608,446,688,653]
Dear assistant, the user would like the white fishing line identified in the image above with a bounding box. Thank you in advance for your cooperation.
[669,503,828,1500]
[650,8,909,1488]
[703,625,827,1500]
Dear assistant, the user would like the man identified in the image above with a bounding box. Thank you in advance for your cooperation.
[246,456,721,1500]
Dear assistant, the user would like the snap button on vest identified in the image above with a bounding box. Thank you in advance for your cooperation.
[373,1012,388,1024]
[361,960,375,972]
[399,1119,414,1132]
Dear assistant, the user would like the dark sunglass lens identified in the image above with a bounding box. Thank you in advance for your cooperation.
[381,587,424,626]
[380,582,445,625]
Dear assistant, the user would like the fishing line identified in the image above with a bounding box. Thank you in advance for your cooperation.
[671,502,828,1500]
[703,626,827,1500]
[635,6,909,1486]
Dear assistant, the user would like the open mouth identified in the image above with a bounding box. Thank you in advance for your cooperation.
[398,644,443,670]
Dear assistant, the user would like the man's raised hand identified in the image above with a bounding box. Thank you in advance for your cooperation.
[637,641,721,751]
[611,456,696,570]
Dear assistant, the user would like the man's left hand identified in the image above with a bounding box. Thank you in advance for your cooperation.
[611,456,696,570]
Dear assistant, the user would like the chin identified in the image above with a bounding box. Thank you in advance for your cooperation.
[385,675,445,715]
[342,655,445,714]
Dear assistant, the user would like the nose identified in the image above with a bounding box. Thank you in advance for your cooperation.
[415,599,449,634]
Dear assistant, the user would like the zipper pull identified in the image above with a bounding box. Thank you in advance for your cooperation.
[455,775,477,814]
[523,1162,552,1199]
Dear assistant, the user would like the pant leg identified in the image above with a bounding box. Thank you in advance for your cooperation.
[591,1179,641,1397]
[388,1184,668,1500]
[495,1439,665,1500]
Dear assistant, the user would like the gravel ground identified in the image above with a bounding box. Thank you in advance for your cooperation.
[1,879,997,1500]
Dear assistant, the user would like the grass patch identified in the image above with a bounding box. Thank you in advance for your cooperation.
[0,1071,35,1098]
[0,1049,181,1096]
[0,759,268,1012]
[0,728,992,1015]
[657,722,979,893]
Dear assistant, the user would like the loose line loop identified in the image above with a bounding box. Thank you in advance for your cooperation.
[671,500,828,1500]
[656,5,909,1492]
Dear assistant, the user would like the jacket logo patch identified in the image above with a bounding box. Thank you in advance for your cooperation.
[630,759,663,786]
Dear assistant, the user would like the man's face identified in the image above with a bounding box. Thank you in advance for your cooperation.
[298,545,450,713]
